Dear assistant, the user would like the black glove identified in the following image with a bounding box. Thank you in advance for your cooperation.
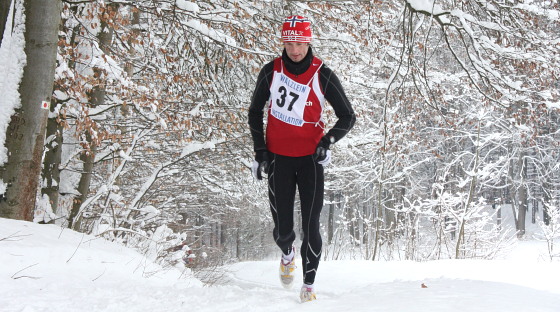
[314,136,335,162]
[252,150,269,180]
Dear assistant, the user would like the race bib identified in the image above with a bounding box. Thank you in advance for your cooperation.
[269,72,311,127]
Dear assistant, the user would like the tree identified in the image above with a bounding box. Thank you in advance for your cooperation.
[15,0,557,268]
[0,0,12,46]
[0,0,61,220]
[67,3,116,229]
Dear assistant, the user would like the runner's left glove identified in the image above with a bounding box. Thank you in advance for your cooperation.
[314,136,335,166]
[252,150,269,180]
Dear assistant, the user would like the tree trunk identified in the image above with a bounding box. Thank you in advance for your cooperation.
[345,193,355,243]
[236,224,240,259]
[517,155,527,238]
[0,0,12,46]
[42,4,82,222]
[543,177,551,226]
[532,199,537,224]
[362,191,369,259]
[372,186,383,261]
[40,108,62,219]
[385,189,396,243]
[68,5,114,229]
[0,0,61,221]
[507,156,519,228]
[220,222,226,249]
[456,123,480,258]
[68,138,96,230]
[327,191,334,244]
[496,204,502,231]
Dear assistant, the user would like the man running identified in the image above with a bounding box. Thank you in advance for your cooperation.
[248,15,355,302]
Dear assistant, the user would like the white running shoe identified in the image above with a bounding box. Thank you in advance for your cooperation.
[279,248,296,289]
[300,284,317,303]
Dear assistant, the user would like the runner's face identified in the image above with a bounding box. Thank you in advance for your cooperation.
[284,42,309,63]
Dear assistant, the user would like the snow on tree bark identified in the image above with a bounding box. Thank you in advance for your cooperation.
[0,0,61,221]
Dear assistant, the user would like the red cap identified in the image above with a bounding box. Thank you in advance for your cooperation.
[281,16,312,43]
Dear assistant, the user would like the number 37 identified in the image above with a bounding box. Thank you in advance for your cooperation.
[276,86,299,111]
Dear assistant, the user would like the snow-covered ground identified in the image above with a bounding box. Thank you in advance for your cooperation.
[1,217,559,312]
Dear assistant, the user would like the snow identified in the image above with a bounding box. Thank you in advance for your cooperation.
[180,140,219,158]
[0,0,26,170]
[1,2,559,310]
[185,19,237,46]
[516,3,560,21]
[176,0,200,13]
[407,0,447,15]
[2,217,559,312]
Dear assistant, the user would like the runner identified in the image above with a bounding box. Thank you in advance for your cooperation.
[248,15,355,303]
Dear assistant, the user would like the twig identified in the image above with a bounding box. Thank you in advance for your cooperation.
[11,263,40,280]
[92,269,106,281]
[66,233,85,263]
[0,231,32,242]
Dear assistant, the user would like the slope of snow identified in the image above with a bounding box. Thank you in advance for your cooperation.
[1,218,559,312]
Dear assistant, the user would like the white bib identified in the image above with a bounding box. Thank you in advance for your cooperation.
[269,71,311,127]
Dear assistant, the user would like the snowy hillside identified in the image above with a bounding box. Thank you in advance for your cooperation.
[1,218,560,312]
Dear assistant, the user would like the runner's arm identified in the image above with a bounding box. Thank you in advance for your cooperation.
[248,62,274,152]
[319,66,356,143]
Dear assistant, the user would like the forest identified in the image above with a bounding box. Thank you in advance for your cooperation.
[0,0,558,275]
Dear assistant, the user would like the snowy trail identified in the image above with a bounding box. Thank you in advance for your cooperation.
[2,219,560,312]
[222,260,560,312]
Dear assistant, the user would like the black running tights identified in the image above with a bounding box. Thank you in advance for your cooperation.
[267,153,324,285]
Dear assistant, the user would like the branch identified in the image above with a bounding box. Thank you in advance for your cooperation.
[11,263,40,280]
[66,233,85,263]
[63,0,97,4]
[404,0,452,27]
[72,127,154,229]
[0,231,31,242]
